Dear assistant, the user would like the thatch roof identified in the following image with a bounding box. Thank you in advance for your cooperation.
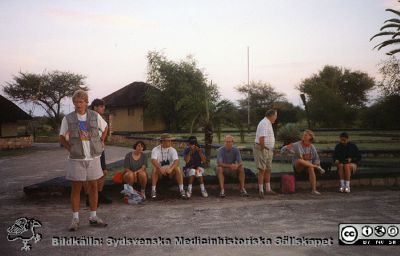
[103,81,156,108]
[0,95,32,122]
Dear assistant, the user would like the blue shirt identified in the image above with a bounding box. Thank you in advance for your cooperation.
[217,146,242,165]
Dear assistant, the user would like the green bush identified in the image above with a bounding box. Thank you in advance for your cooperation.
[277,123,300,146]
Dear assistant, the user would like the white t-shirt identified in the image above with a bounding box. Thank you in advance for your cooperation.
[59,112,108,160]
[151,145,179,167]
[254,117,275,150]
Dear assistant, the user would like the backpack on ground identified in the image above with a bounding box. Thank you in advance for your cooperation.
[120,184,144,204]
[281,174,295,194]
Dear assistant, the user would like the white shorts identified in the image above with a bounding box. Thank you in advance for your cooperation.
[66,158,103,181]
[184,167,205,177]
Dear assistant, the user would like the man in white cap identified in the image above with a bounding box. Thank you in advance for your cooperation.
[150,133,186,199]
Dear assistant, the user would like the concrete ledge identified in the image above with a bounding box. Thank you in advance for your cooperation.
[24,167,400,197]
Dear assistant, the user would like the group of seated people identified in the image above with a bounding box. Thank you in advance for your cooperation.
[121,133,248,200]
[121,131,361,200]
[281,130,361,194]
[122,133,212,200]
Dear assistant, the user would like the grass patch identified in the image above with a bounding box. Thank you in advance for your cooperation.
[131,130,400,151]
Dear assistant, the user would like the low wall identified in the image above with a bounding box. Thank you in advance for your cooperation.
[0,135,33,150]
[23,170,400,197]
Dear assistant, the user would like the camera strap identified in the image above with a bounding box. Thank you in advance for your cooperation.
[161,148,169,162]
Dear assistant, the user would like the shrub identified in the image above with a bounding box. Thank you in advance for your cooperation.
[277,123,300,146]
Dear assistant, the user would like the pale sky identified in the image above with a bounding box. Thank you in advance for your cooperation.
[0,0,398,115]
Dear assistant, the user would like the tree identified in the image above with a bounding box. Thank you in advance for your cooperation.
[306,86,356,127]
[378,56,400,96]
[272,101,305,126]
[361,95,400,129]
[146,51,219,132]
[3,71,87,130]
[236,81,285,126]
[206,99,241,141]
[277,123,301,146]
[297,65,374,127]
[200,98,244,164]
[370,3,400,56]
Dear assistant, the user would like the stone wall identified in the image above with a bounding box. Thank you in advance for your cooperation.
[0,135,33,150]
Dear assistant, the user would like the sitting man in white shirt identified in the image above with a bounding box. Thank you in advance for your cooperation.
[150,133,187,199]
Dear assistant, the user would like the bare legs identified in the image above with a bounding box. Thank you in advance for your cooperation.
[294,159,321,193]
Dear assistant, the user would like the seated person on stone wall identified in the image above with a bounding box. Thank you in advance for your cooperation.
[333,132,361,194]
[183,136,208,198]
[280,129,325,195]
[216,135,249,198]
[123,141,148,199]
[150,133,187,199]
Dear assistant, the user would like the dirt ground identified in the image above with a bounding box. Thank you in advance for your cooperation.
[0,143,399,256]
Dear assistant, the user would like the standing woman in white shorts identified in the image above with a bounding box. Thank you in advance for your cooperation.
[59,90,108,231]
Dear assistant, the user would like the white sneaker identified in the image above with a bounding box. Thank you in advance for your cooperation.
[339,187,345,193]
[240,189,249,197]
[186,190,192,199]
[311,190,321,195]
[316,166,325,175]
[69,218,79,231]
[89,216,107,227]
[180,190,187,199]
[140,190,146,200]
[201,190,208,198]
[151,190,157,199]
[344,187,351,193]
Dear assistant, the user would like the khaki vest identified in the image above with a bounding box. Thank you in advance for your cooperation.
[66,109,103,159]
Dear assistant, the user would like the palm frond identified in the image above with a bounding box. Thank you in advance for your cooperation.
[387,48,400,55]
[373,38,400,50]
[385,8,400,17]
[370,31,399,41]
[384,18,400,24]
[380,23,400,31]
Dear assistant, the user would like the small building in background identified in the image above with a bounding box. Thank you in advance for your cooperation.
[0,95,33,149]
[103,81,166,133]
